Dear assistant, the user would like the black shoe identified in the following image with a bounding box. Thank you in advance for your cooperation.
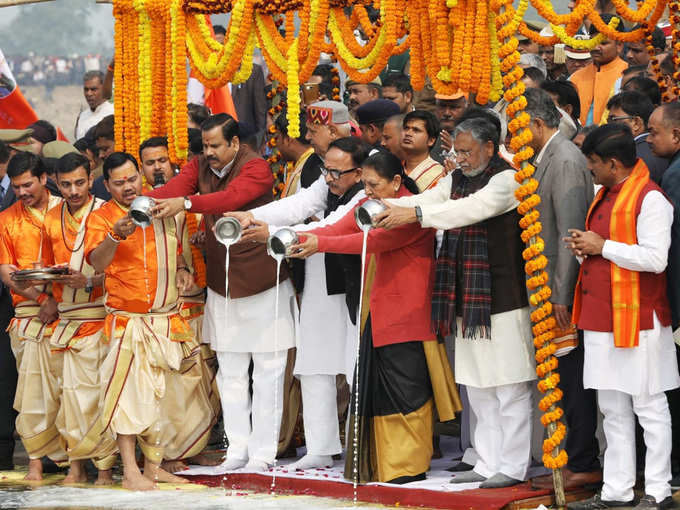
[447,462,474,472]
[633,495,674,509]
[568,493,635,509]
[670,474,680,490]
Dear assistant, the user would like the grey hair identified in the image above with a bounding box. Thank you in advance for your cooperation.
[83,70,105,84]
[454,118,499,152]
[524,87,561,129]
[385,113,405,127]
[519,53,547,79]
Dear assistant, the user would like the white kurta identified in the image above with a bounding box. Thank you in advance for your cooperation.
[74,101,114,140]
[388,168,536,388]
[250,176,363,377]
[582,190,680,396]
[203,282,297,353]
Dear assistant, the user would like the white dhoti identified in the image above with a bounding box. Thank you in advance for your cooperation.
[584,313,680,502]
[455,308,535,481]
[9,303,67,462]
[204,282,297,464]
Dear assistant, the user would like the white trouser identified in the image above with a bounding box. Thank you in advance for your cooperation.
[216,350,287,463]
[467,382,533,480]
[598,389,672,502]
[300,374,341,456]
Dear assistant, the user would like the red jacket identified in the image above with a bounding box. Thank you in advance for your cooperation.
[308,187,436,347]
[146,154,273,214]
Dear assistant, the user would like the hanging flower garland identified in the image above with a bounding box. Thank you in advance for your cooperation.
[495,0,568,477]
[670,0,680,98]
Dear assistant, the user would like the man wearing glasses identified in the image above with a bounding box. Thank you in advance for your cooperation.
[228,135,369,471]
[606,91,669,184]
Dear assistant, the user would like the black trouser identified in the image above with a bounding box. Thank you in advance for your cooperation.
[666,344,680,476]
[0,290,17,467]
[561,336,601,473]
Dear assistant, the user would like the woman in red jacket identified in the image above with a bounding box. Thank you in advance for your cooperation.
[290,152,461,484]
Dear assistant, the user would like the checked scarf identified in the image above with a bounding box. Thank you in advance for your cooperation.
[432,161,500,339]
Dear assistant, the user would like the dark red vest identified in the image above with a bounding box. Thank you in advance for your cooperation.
[576,180,671,332]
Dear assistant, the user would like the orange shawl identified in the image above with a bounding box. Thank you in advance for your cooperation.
[573,160,650,347]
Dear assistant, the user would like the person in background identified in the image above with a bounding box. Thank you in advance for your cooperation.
[381,73,415,114]
[91,116,115,201]
[626,25,666,67]
[432,92,468,161]
[522,67,547,89]
[622,76,662,106]
[648,53,678,102]
[570,14,628,126]
[565,36,593,76]
[538,26,569,80]
[26,120,57,156]
[188,103,211,130]
[346,77,382,117]
[356,99,401,152]
[606,91,669,184]
[401,110,446,191]
[648,101,680,487]
[541,80,583,136]
[519,53,548,81]
[381,114,406,161]
[74,70,114,141]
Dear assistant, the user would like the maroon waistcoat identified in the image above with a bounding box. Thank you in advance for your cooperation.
[576,180,671,332]
[197,148,287,299]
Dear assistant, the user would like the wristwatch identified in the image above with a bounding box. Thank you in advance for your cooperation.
[415,205,423,223]
[85,277,93,294]
[183,196,192,211]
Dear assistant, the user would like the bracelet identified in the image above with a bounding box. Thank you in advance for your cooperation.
[177,266,191,274]
[108,230,125,243]
[37,293,50,305]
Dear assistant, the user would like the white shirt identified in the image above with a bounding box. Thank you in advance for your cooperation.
[74,100,114,141]
[386,170,519,230]
[534,131,560,166]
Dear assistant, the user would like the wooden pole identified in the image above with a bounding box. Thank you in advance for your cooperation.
[0,0,53,6]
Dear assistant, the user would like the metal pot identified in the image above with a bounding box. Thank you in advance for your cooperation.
[129,196,156,228]
[267,227,299,260]
[354,199,387,231]
[214,216,242,246]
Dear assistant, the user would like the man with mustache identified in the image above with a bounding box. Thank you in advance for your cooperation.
[144,114,297,473]
[346,77,382,118]
[0,152,64,481]
[432,92,468,161]
[570,14,628,126]
[40,152,116,485]
[139,137,177,190]
[85,152,198,490]
[375,118,536,489]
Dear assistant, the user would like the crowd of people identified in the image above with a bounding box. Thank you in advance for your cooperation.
[5,53,108,88]
[1,9,680,510]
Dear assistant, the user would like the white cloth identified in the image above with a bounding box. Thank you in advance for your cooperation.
[295,253,355,376]
[598,389,673,502]
[299,374,341,456]
[216,350,287,463]
[203,282,297,354]
[187,77,206,105]
[74,100,114,140]
[455,311,536,388]
[466,382,533,481]
[385,170,519,230]
[582,190,679,396]
[251,175,365,233]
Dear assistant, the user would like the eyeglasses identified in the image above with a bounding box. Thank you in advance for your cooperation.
[320,166,360,180]
[455,149,474,159]
[607,115,635,123]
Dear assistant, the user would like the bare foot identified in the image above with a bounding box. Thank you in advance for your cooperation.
[63,459,87,485]
[122,471,156,491]
[186,453,221,466]
[144,463,190,484]
[161,460,188,473]
[24,458,43,481]
[95,469,114,486]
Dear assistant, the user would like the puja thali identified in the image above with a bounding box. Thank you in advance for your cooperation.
[11,266,71,282]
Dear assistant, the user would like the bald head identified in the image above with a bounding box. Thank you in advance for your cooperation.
[647,102,680,159]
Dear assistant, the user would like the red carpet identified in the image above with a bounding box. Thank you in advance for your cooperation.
[184,472,552,510]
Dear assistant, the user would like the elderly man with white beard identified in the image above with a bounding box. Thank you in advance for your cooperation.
[374,117,536,489]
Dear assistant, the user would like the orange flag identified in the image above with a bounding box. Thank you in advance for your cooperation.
[0,48,39,129]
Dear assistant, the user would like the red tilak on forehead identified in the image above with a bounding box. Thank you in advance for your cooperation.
[307,106,333,125]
